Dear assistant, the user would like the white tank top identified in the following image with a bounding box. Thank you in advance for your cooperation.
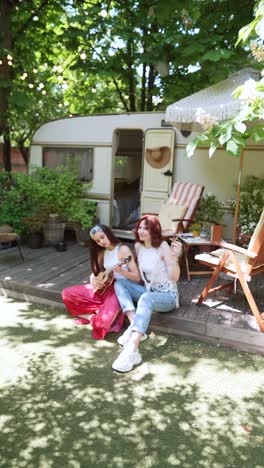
[137,243,179,306]
[103,244,128,280]
[138,246,166,281]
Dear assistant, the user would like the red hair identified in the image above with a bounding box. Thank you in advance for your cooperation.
[134,215,162,248]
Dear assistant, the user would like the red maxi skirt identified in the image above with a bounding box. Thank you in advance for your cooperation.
[62,282,124,340]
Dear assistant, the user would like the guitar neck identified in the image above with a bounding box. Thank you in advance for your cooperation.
[103,255,132,274]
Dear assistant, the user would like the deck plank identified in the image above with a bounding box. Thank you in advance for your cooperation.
[1,245,88,286]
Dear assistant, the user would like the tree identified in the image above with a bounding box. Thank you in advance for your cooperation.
[63,0,256,114]
[0,0,70,169]
[0,0,257,170]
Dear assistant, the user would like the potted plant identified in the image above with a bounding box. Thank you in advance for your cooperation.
[195,193,224,241]
[190,222,202,237]
[0,167,98,247]
[64,199,97,242]
[29,166,88,245]
[21,213,46,249]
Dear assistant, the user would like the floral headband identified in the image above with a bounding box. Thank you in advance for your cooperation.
[89,225,103,239]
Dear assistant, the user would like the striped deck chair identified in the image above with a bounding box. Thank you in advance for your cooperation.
[159,181,204,239]
[195,208,264,332]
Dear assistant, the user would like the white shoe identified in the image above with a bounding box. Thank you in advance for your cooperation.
[117,325,148,346]
[112,346,142,373]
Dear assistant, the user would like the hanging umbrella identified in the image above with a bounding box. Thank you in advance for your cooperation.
[166,68,259,131]
[165,68,261,242]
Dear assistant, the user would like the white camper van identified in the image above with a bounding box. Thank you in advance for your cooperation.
[30,112,264,239]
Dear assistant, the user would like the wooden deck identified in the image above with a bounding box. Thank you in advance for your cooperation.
[1,241,264,355]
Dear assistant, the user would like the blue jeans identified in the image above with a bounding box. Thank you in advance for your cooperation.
[114,279,177,334]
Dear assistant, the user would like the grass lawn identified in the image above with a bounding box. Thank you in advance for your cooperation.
[0,296,264,468]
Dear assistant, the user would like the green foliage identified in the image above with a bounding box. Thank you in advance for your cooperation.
[0,167,97,235]
[186,0,264,160]
[195,193,224,225]
[229,176,264,235]
[0,0,257,166]
[201,49,233,62]
[190,222,202,232]
[63,199,97,229]
[0,171,45,234]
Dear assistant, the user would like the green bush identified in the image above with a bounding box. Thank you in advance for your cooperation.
[195,192,224,225]
[232,176,264,235]
[64,199,97,229]
[0,167,97,235]
[0,172,44,234]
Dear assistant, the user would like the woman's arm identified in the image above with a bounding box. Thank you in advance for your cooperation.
[90,250,105,288]
[161,241,181,282]
[113,245,141,283]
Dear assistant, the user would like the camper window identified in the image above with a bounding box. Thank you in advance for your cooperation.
[43,147,93,182]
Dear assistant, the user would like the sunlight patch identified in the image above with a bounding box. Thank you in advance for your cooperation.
[167,454,181,465]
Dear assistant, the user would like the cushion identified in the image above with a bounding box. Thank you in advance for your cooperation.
[158,203,187,232]
[195,250,249,274]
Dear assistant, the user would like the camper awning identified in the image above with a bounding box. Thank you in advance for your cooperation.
[165,68,260,131]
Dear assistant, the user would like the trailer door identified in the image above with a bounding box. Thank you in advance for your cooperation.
[141,128,175,215]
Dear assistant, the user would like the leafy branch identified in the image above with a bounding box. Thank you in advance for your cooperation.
[186,0,264,159]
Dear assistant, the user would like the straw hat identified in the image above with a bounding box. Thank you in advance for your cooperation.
[145,146,171,169]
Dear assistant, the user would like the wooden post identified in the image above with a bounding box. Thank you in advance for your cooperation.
[232,149,245,244]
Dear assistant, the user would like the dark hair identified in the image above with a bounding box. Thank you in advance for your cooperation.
[134,215,162,248]
[90,224,120,275]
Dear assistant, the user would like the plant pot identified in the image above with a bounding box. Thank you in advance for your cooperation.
[192,230,201,237]
[211,223,223,242]
[27,232,43,249]
[55,241,67,252]
[200,229,209,240]
[75,227,91,243]
[44,217,65,245]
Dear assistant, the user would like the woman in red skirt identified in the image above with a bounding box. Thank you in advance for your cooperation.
[62,225,140,339]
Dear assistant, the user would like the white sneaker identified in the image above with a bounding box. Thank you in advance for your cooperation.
[112,346,142,373]
[117,325,148,346]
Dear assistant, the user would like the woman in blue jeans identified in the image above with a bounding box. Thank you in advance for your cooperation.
[112,215,182,373]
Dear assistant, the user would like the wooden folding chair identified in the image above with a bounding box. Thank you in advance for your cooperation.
[195,209,264,332]
[0,232,24,262]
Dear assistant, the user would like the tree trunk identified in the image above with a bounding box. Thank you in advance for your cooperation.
[140,63,146,111]
[127,39,136,111]
[146,64,156,111]
[3,132,11,172]
[0,0,12,170]
[18,142,29,168]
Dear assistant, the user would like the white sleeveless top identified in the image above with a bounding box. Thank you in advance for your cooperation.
[137,246,166,281]
[103,245,128,280]
[137,243,179,306]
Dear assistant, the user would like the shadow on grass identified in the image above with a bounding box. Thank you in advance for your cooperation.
[0,299,264,467]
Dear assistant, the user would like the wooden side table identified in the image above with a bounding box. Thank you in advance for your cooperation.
[178,233,212,281]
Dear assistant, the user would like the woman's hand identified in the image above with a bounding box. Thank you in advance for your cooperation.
[90,274,105,290]
[161,241,181,282]
[113,264,124,275]
[170,240,182,260]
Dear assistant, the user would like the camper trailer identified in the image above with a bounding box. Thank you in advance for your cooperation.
[30,112,264,239]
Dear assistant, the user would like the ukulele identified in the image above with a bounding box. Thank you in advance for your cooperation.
[94,255,132,294]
